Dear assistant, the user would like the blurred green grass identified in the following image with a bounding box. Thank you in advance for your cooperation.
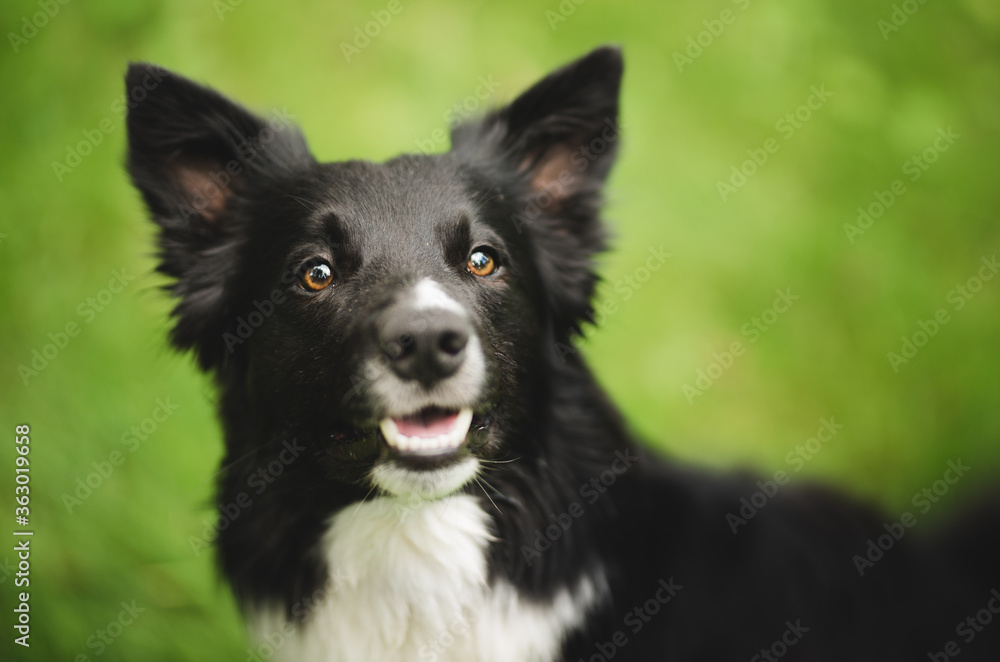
[1,0,999,659]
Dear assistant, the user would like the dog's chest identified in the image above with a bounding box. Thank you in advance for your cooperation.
[248,495,602,662]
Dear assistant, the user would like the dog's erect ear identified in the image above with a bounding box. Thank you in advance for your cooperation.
[453,46,622,208]
[451,46,624,338]
[126,63,312,227]
[125,63,314,369]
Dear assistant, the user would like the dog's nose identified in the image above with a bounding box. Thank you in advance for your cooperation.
[377,305,470,385]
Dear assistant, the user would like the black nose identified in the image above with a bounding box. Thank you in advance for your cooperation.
[377,305,470,385]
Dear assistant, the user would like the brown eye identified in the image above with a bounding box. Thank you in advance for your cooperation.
[301,260,334,291]
[467,248,498,277]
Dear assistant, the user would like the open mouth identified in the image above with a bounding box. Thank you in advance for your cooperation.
[378,407,474,456]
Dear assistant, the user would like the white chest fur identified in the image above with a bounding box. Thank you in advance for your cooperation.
[248,495,604,662]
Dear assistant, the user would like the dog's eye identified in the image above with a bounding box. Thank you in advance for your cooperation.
[300,259,334,291]
[467,248,498,277]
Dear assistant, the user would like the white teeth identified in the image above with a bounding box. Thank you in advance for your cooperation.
[379,408,474,454]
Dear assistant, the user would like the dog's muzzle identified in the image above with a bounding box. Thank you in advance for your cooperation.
[365,279,487,498]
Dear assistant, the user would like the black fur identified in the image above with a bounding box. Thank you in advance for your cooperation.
[126,48,1000,660]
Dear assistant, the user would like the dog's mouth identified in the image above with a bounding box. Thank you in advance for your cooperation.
[378,406,475,457]
[353,404,493,499]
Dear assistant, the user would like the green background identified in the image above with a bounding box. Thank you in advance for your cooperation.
[2,0,999,659]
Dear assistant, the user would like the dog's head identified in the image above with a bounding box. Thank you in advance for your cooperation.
[126,47,622,502]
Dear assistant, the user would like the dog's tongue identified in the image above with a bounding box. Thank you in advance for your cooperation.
[393,409,461,438]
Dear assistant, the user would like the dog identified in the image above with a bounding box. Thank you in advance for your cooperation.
[126,47,1000,661]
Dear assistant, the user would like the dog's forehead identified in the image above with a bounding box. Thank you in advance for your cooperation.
[309,156,481,234]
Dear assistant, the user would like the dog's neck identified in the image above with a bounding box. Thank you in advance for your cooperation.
[247,494,607,662]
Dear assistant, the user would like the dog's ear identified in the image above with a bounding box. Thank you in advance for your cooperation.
[451,46,623,338]
[125,63,314,369]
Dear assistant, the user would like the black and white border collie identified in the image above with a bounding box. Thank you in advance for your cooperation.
[126,48,999,661]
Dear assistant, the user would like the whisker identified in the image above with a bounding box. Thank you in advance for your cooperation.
[285,194,321,213]
[474,476,503,515]
[477,456,522,465]
[476,473,506,498]
[214,446,266,474]
[468,186,501,217]
[350,483,378,522]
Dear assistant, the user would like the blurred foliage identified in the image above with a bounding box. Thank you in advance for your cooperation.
[1,0,998,659]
